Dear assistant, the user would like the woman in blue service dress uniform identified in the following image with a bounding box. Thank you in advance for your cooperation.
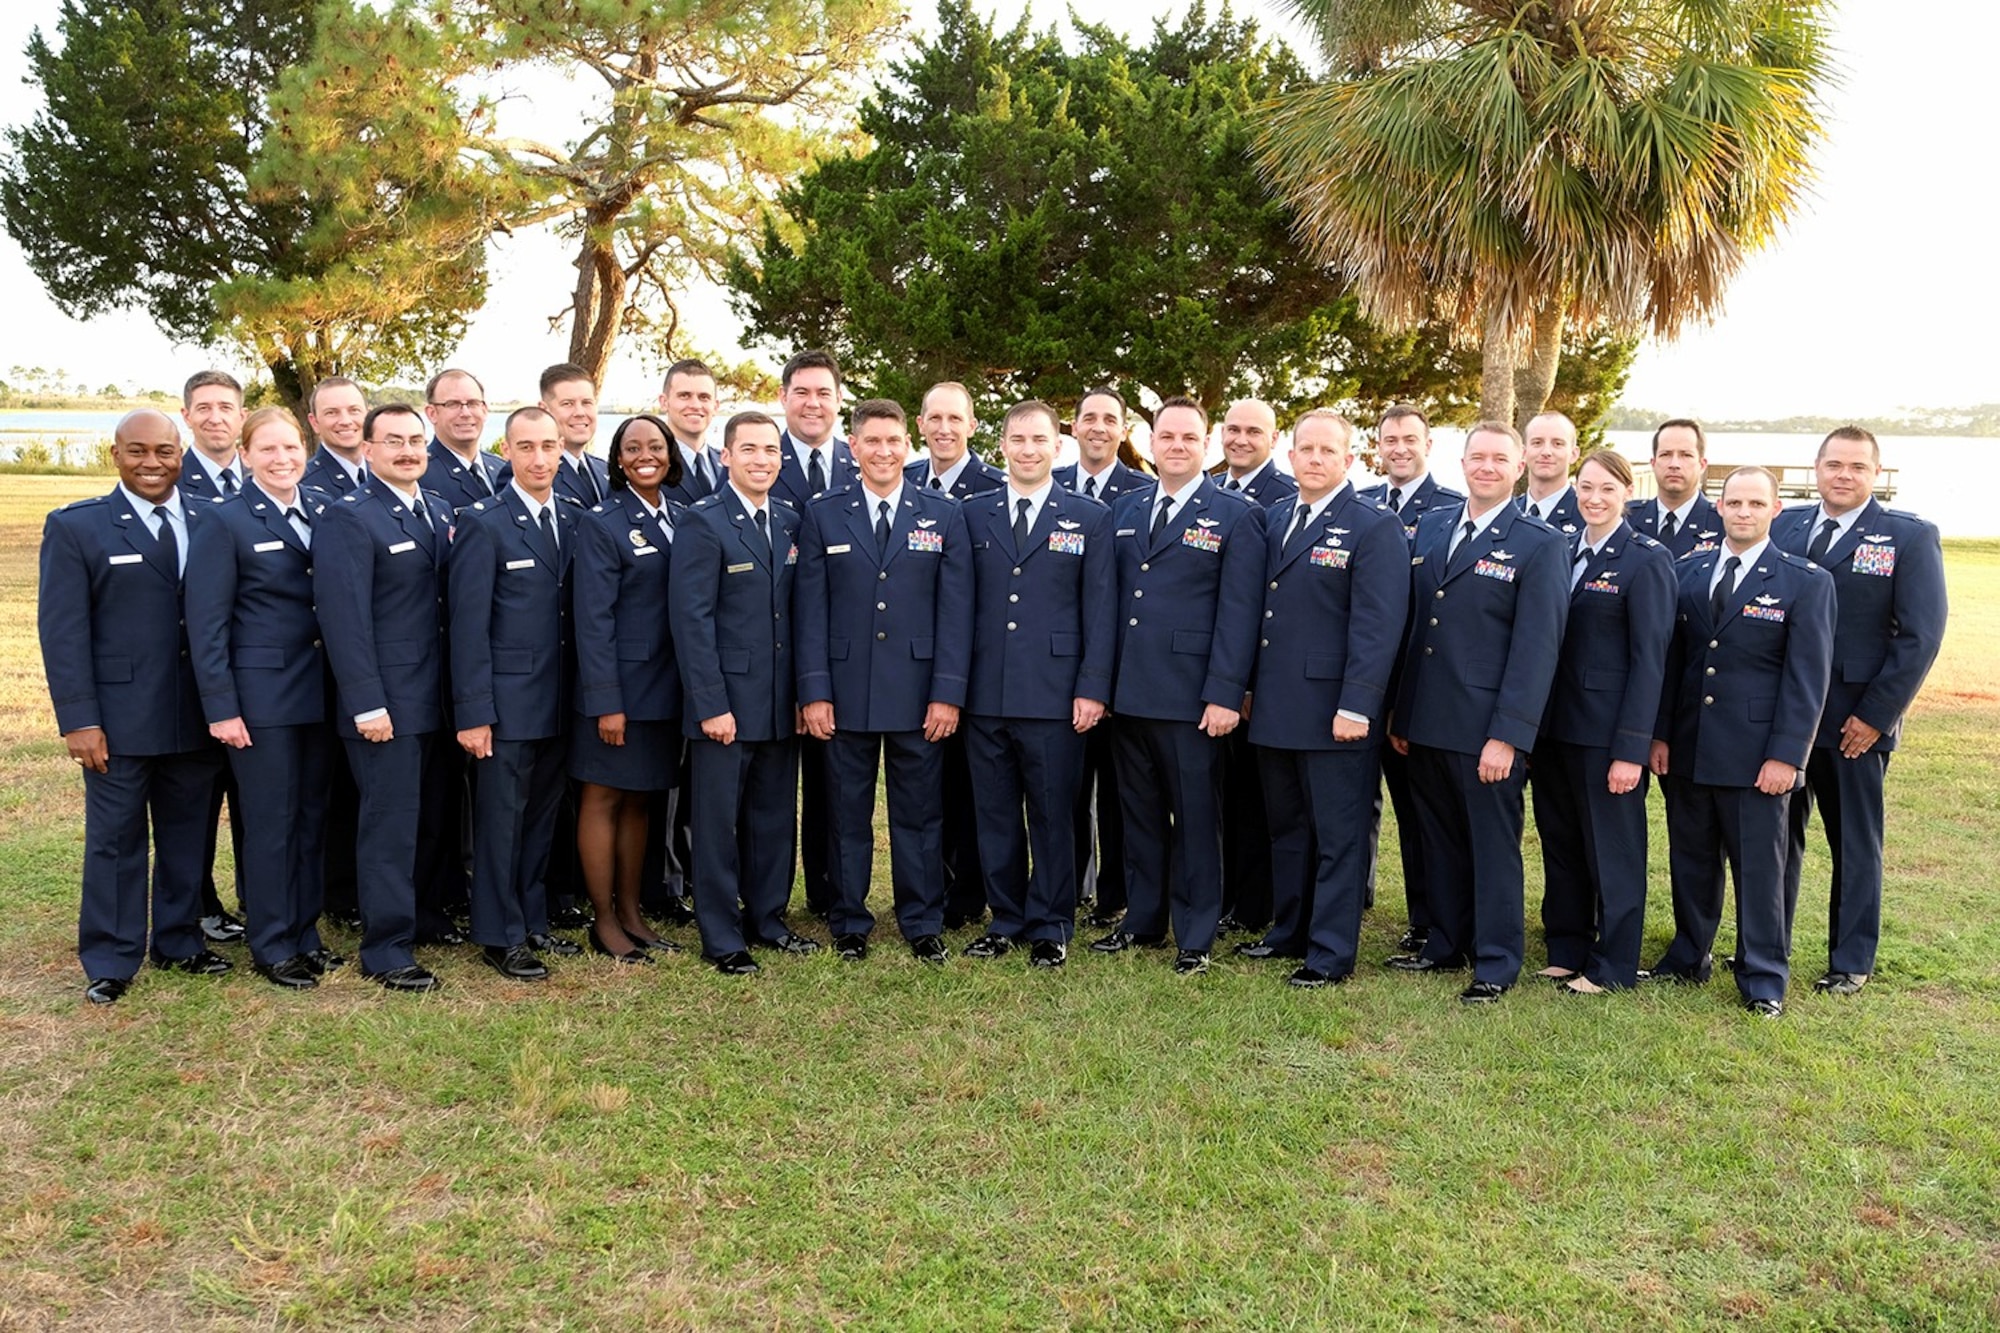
[572,413,687,963]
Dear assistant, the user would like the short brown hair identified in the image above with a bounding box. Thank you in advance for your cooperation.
[1651,417,1706,458]
[1379,403,1428,431]
[1464,419,1523,451]
[538,363,594,398]
[781,349,841,392]
[425,367,485,401]
[183,369,243,408]
[851,398,907,431]
[723,410,781,449]
[1293,408,1355,448]
[662,358,715,392]
[1002,400,1060,437]
[1576,448,1635,487]
[1817,424,1880,466]
[1155,395,1208,433]
[308,375,364,414]
[1721,464,1780,503]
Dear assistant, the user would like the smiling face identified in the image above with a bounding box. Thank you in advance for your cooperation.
[1523,413,1578,495]
[1814,434,1879,517]
[781,367,839,448]
[1220,400,1274,476]
[615,416,672,499]
[918,384,976,468]
[540,377,598,455]
[658,368,717,447]
[1461,426,1525,512]
[1002,405,1060,489]
[1718,469,1779,550]
[1289,415,1352,505]
[182,383,244,463]
[1650,424,1705,507]
[364,408,430,488]
[113,411,184,504]
[308,383,367,461]
[852,413,911,494]
[1072,392,1124,470]
[1150,404,1207,490]
[1573,454,1631,537]
[504,410,565,503]
[1376,412,1431,485]
[426,372,488,455]
[723,418,784,501]
[243,417,308,498]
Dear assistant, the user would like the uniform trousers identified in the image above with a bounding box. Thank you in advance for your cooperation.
[226,722,331,967]
[1784,747,1891,977]
[824,728,946,939]
[1260,746,1379,978]
[1112,716,1224,952]
[963,716,1085,944]
[1409,744,1528,987]
[344,730,448,975]
[1532,739,1650,988]
[1370,745,1432,934]
[1660,775,1794,1002]
[79,748,223,979]
[467,736,565,948]
[688,735,799,956]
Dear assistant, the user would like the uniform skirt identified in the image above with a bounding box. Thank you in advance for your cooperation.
[568,716,679,791]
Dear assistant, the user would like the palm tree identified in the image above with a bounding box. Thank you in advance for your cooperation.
[1255,0,1830,427]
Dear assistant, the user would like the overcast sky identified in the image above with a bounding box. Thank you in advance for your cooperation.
[1,0,1989,419]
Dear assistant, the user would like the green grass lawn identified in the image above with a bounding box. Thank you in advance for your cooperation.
[2,474,1996,1330]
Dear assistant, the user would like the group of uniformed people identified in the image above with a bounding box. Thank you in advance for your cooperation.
[37,351,1948,1016]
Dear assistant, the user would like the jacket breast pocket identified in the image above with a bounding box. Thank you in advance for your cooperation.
[1050,632,1080,657]
[93,655,133,684]
[378,638,422,667]
[1583,668,1627,692]
[233,645,285,670]
[911,637,934,660]
[1171,630,1212,656]
[492,648,534,674]
[720,647,751,675]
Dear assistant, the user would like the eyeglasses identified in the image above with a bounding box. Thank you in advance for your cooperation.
[428,399,486,413]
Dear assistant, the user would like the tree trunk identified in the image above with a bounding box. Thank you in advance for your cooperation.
[567,232,626,390]
[1511,303,1565,433]
[1478,303,1515,427]
[266,355,307,420]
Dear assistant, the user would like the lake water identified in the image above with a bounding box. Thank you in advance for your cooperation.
[7,410,1990,537]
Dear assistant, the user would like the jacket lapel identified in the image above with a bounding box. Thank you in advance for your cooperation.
[1821,499,1880,571]
[248,487,309,555]
[724,488,773,573]
[114,491,178,585]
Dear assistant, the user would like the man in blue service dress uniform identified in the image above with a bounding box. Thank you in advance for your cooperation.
[1358,403,1464,955]
[796,399,974,963]
[1517,411,1583,537]
[449,407,581,981]
[40,410,233,1003]
[302,376,371,497]
[1648,466,1834,1016]
[1771,427,1946,996]
[1090,396,1264,975]
[1243,411,1408,988]
[669,411,811,974]
[422,368,509,516]
[313,405,457,992]
[960,400,1117,968]
[1625,418,1722,560]
[1388,421,1569,1004]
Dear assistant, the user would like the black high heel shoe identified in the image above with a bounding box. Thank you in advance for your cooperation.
[588,924,653,966]
[628,931,684,955]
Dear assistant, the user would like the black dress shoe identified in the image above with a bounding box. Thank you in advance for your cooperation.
[655,895,697,925]
[1233,940,1283,960]
[1813,972,1868,995]
[527,932,583,958]
[1083,909,1126,929]
[1215,913,1247,935]
[84,977,129,1005]
[1386,953,1467,973]
[1637,964,1707,986]
[833,933,869,961]
[1396,928,1429,952]
[709,950,759,976]
[302,949,346,976]
[1089,930,1164,954]
[587,926,653,966]
[630,933,684,955]
[366,964,440,993]
[482,944,548,980]
[1459,980,1511,1004]
[1744,996,1784,1017]
[963,933,1014,959]
[548,903,595,929]
[156,949,233,976]
[1028,940,1067,968]
[909,935,948,965]
[415,926,467,947]
[760,932,820,956]
[254,956,320,990]
[200,911,247,944]
[1288,966,1352,989]
[1172,949,1209,976]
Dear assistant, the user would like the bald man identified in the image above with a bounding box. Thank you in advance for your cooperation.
[39,410,233,1004]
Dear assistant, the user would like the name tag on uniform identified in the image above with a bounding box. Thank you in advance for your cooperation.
[825,544,852,555]
[109,553,144,565]
[1853,543,1896,576]
[633,545,659,557]
[253,540,286,552]
[388,540,417,554]
[908,529,944,553]
[1180,528,1221,553]
[1473,558,1517,583]
[1309,546,1350,569]
[727,562,754,574]
[1115,528,1137,537]
[1048,531,1086,556]
[506,558,536,570]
